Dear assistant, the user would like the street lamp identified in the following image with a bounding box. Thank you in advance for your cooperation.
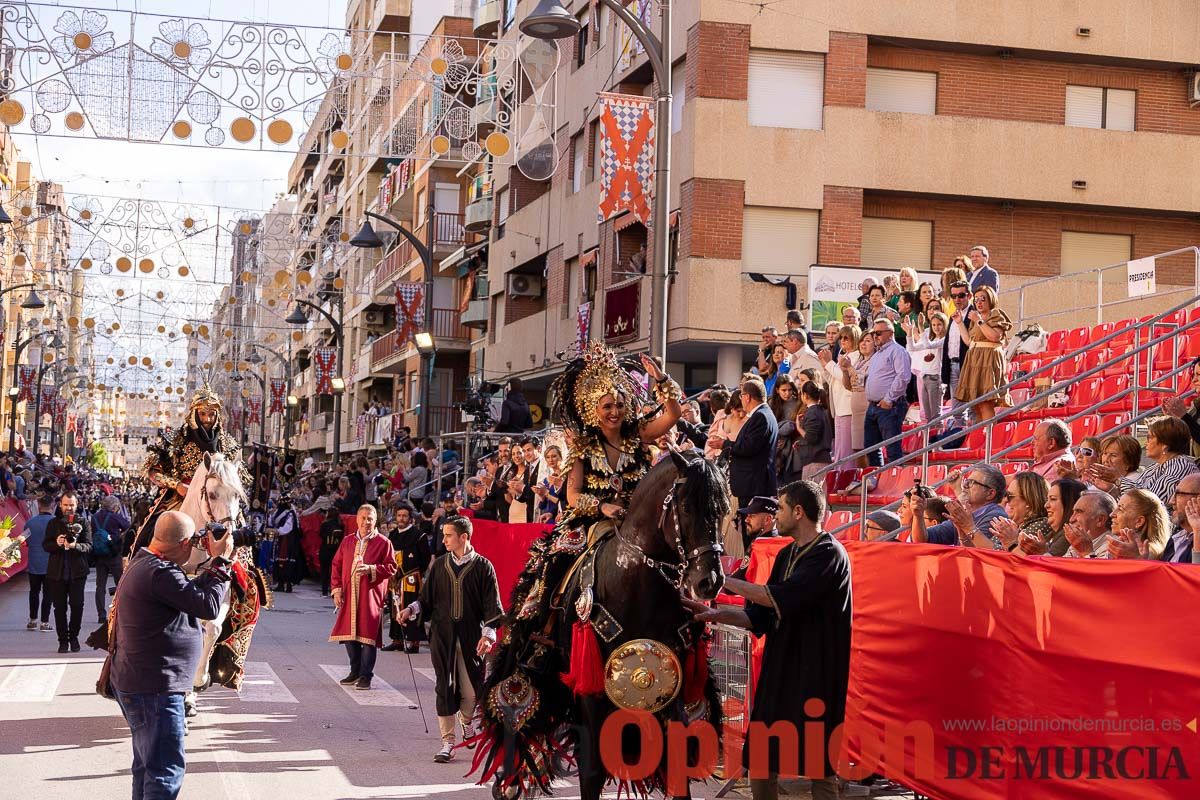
[521,0,673,362]
[350,209,436,437]
[286,297,345,463]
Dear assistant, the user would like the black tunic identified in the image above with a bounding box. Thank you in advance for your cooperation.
[744,533,852,777]
[418,551,504,716]
[388,525,432,642]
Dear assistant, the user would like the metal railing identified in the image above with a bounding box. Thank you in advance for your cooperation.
[820,272,1200,541]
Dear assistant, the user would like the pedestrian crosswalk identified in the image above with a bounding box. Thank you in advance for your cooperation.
[0,654,439,708]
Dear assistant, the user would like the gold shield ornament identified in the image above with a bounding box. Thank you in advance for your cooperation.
[604,639,682,713]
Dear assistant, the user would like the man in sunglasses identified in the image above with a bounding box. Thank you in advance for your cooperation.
[940,279,976,429]
[910,464,1009,546]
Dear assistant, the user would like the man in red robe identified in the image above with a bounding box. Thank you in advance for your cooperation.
[329,504,396,690]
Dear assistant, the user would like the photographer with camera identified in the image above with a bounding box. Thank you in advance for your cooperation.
[43,491,93,653]
[110,510,234,800]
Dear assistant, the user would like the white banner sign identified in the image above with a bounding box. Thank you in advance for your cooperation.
[808,265,943,331]
[1127,257,1156,298]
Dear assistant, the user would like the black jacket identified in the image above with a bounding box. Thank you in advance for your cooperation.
[722,404,779,500]
[676,418,708,449]
[941,310,976,385]
[43,514,93,581]
[495,391,533,433]
[780,405,833,480]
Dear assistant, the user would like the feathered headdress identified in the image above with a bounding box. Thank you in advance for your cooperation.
[549,341,647,435]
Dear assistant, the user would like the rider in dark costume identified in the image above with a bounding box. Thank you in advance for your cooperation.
[473,343,684,795]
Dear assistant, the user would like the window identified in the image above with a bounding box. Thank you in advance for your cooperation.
[866,68,937,115]
[496,188,509,237]
[595,2,610,49]
[741,207,819,275]
[563,256,579,318]
[671,62,686,133]
[574,8,590,69]
[1065,86,1135,131]
[747,50,823,129]
[584,257,597,301]
[861,218,933,270]
[1060,231,1132,274]
[589,118,602,182]
[571,132,585,193]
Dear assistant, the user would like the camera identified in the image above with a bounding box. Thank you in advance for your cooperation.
[453,379,502,426]
[64,522,82,544]
[905,477,935,501]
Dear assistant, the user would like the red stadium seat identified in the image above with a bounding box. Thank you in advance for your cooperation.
[931,428,984,462]
[1070,415,1100,444]
[827,510,856,532]
[1065,326,1091,352]
[1099,413,1132,435]
[1090,322,1116,345]
[1189,307,1200,323]
[1000,461,1032,476]
[1052,353,1084,382]
[825,469,863,505]
[870,465,918,504]
[1066,376,1103,415]
[1009,419,1040,460]
[1046,329,1069,354]
[1098,375,1132,413]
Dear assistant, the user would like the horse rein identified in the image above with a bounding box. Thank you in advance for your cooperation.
[199,482,237,529]
[614,473,724,590]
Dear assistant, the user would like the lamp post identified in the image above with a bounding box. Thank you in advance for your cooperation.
[522,0,672,362]
[286,296,345,464]
[7,327,52,453]
[350,205,437,437]
[247,344,293,449]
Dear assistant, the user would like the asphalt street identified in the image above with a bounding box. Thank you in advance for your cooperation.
[0,572,900,800]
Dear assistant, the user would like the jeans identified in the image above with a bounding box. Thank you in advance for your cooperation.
[863,400,907,467]
[27,573,51,622]
[115,690,187,800]
[47,576,86,643]
[95,555,123,618]
[344,641,377,679]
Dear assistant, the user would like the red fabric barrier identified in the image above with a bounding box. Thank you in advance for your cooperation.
[467,517,552,603]
[743,538,1200,798]
[0,498,33,584]
[299,513,359,576]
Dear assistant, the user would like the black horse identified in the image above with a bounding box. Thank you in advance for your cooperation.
[479,448,732,800]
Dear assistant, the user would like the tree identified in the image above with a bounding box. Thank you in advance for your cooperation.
[87,441,109,470]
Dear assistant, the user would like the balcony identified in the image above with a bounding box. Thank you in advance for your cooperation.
[461,298,489,329]
[371,330,404,370]
[369,307,471,369]
[473,0,501,38]
[431,307,471,342]
[464,197,493,234]
[425,212,467,255]
[470,95,499,133]
[370,212,468,295]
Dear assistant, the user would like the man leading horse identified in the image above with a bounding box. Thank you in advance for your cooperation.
[132,384,268,712]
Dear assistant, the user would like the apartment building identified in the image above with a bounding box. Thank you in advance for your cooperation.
[479,0,1200,401]
[280,0,487,458]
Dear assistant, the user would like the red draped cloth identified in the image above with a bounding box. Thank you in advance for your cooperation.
[328,532,396,647]
[465,517,552,602]
[742,539,1200,799]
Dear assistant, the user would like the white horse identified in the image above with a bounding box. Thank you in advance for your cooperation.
[178,451,246,715]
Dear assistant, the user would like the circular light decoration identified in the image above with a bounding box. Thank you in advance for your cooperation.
[105,357,113,365]
[267,119,293,145]
[164,386,173,395]
[267,298,277,308]
[333,277,345,289]
[115,288,125,297]
[198,324,209,337]
[336,53,353,71]
[0,99,25,126]
[227,296,236,305]
[223,329,233,338]
[155,291,165,299]
[296,271,312,286]
[81,258,92,269]
[173,40,191,59]
[157,324,166,333]
[292,331,303,342]
[73,31,93,50]
[128,356,136,365]
[116,256,132,272]
[240,270,253,283]
[138,259,154,273]
[13,254,25,267]
[432,135,450,156]
[68,357,76,366]
[112,321,120,331]
[223,361,233,372]
[43,352,53,363]
[165,360,173,368]
[273,269,289,286]
[331,130,349,149]
[182,323,193,335]
[168,331,177,339]
[67,316,78,328]
[182,217,195,229]
[142,357,152,367]
[172,120,192,139]
[41,317,51,326]
[65,111,85,131]
[178,265,190,277]
[230,117,256,143]
[485,132,511,158]
[241,388,250,399]
[97,383,106,392]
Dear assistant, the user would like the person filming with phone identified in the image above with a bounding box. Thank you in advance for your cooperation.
[108,510,235,800]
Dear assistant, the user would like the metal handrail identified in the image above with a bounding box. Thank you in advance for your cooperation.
[823,292,1200,540]
[816,286,1199,478]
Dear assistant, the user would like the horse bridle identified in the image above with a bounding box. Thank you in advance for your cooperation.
[615,472,724,590]
[199,480,238,529]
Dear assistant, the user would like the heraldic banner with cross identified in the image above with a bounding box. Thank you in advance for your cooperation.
[395,282,426,343]
[597,93,656,226]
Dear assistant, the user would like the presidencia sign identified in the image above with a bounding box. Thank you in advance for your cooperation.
[1127,256,1156,297]
[808,265,943,331]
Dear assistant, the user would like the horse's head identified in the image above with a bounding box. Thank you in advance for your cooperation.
[667,448,731,601]
[198,451,246,529]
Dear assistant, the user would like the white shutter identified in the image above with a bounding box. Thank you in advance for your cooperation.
[860,218,932,270]
[571,134,585,192]
[1060,231,1132,274]
[866,68,937,114]
[747,51,823,130]
[497,189,510,223]
[741,207,819,276]
[1105,88,1135,131]
[1065,85,1103,129]
[672,62,686,133]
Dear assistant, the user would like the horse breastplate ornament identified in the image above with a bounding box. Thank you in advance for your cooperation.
[604,639,682,714]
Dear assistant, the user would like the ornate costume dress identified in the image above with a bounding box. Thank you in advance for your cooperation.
[473,343,684,796]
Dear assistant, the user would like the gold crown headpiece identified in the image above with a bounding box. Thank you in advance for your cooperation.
[188,384,222,413]
[572,342,641,429]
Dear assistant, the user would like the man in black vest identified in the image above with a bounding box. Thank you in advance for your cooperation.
[721,378,779,511]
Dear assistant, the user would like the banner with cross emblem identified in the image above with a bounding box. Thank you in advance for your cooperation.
[597,93,655,226]
[395,282,425,344]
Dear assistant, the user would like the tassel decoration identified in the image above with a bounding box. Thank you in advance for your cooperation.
[560,620,605,696]
[682,635,709,704]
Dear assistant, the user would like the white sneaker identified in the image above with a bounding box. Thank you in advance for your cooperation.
[433,744,454,763]
[39,622,52,631]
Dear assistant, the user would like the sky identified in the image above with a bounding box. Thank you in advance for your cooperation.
[6,0,352,398]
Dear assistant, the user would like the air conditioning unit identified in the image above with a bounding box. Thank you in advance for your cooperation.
[507,274,543,297]
[363,310,384,326]
[1189,72,1200,107]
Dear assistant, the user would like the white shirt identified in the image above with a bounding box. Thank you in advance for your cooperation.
[823,353,859,418]
[907,330,945,377]
[788,346,822,375]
